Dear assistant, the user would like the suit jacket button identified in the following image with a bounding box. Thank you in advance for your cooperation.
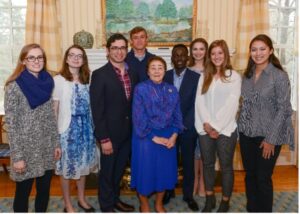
[125,116,129,119]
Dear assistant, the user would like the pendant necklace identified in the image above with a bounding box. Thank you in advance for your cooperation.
[152,85,165,101]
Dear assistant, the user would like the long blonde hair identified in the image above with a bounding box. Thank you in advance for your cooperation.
[202,40,232,94]
[5,43,47,86]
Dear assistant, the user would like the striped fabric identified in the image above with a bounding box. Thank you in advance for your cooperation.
[238,63,294,150]
[25,0,62,74]
[233,0,270,71]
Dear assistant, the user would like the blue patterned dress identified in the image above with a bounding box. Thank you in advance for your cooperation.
[56,83,97,179]
[131,80,184,196]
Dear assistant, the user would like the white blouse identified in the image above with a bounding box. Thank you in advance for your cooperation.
[52,75,73,134]
[195,69,241,137]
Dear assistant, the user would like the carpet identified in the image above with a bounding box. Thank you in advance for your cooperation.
[0,191,297,213]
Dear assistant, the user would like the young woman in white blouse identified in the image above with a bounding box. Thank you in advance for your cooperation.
[195,40,241,212]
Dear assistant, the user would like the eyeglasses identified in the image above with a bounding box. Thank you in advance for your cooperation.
[25,56,44,62]
[68,54,83,60]
[110,46,127,52]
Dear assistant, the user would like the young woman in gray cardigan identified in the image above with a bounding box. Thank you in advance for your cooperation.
[4,43,61,212]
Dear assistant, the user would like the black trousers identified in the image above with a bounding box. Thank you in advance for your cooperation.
[239,133,281,212]
[13,170,53,212]
[98,138,131,211]
[176,132,198,200]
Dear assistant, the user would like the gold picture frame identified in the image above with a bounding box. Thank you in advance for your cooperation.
[101,0,197,46]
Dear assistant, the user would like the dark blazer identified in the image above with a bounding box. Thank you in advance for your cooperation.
[125,49,155,82]
[90,62,138,145]
[164,68,200,135]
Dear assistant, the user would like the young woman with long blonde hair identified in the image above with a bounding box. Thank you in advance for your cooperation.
[195,40,241,212]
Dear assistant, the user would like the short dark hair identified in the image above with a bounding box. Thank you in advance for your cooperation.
[129,26,147,38]
[147,56,167,71]
[172,44,188,55]
[106,33,128,48]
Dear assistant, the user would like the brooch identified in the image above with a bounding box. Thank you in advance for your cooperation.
[168,89,172,93]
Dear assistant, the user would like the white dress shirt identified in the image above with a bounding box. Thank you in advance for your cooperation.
[195,69,241,137]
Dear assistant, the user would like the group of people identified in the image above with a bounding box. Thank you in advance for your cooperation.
[4,26,294,213]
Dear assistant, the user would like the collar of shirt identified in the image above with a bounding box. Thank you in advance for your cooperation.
[264,63,275,75]
[173,68,186,91]
[112,62,129,75]
[173,68,186,78]
[252,62,274,77]
[135,53,146,61]
[129,48,148,61]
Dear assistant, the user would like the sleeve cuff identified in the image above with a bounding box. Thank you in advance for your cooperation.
[265,135,276,145]
[100,138,111,144]
[11,152,24,163]
[210,122,221,133]
[170,127,180,134]
[147,132,156,140]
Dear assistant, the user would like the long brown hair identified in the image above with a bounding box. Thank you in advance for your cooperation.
[244,34,284,78]
[5,43,47,86]
[59,44,90,84]
[188,38,208,67]
[202,40,233,94]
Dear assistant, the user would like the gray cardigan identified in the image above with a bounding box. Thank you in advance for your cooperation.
[4,81,60,181]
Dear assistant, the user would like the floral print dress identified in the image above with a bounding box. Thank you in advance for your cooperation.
[56,83,97,179]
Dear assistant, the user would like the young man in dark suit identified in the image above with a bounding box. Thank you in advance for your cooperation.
[163,44,200,211]
[90,33,138,213]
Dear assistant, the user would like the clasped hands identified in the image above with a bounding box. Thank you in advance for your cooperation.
[101,133,178,156]
[152,134,177,149]
[204,123,219,139]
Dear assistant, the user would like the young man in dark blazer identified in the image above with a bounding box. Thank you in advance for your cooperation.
[164,44,200,211]
[90,33,138,213]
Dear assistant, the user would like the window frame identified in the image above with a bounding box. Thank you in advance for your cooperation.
[0,0,27,114]
[268,0,298,110]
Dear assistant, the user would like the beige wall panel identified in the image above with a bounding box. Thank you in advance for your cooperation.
[87,1,95,32]
[60,0,101,52]
[196,0,239,49]
[71,0,81,28]
[60,0,240,50]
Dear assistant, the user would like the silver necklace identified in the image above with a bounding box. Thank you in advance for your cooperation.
[152,86,165,99]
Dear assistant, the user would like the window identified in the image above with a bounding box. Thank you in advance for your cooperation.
[0,0,27,113]
[269,0,298,110]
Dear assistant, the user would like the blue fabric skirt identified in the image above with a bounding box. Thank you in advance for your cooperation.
[131,127,178,196]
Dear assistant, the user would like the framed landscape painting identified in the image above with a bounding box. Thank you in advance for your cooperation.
[101,0,196,46]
